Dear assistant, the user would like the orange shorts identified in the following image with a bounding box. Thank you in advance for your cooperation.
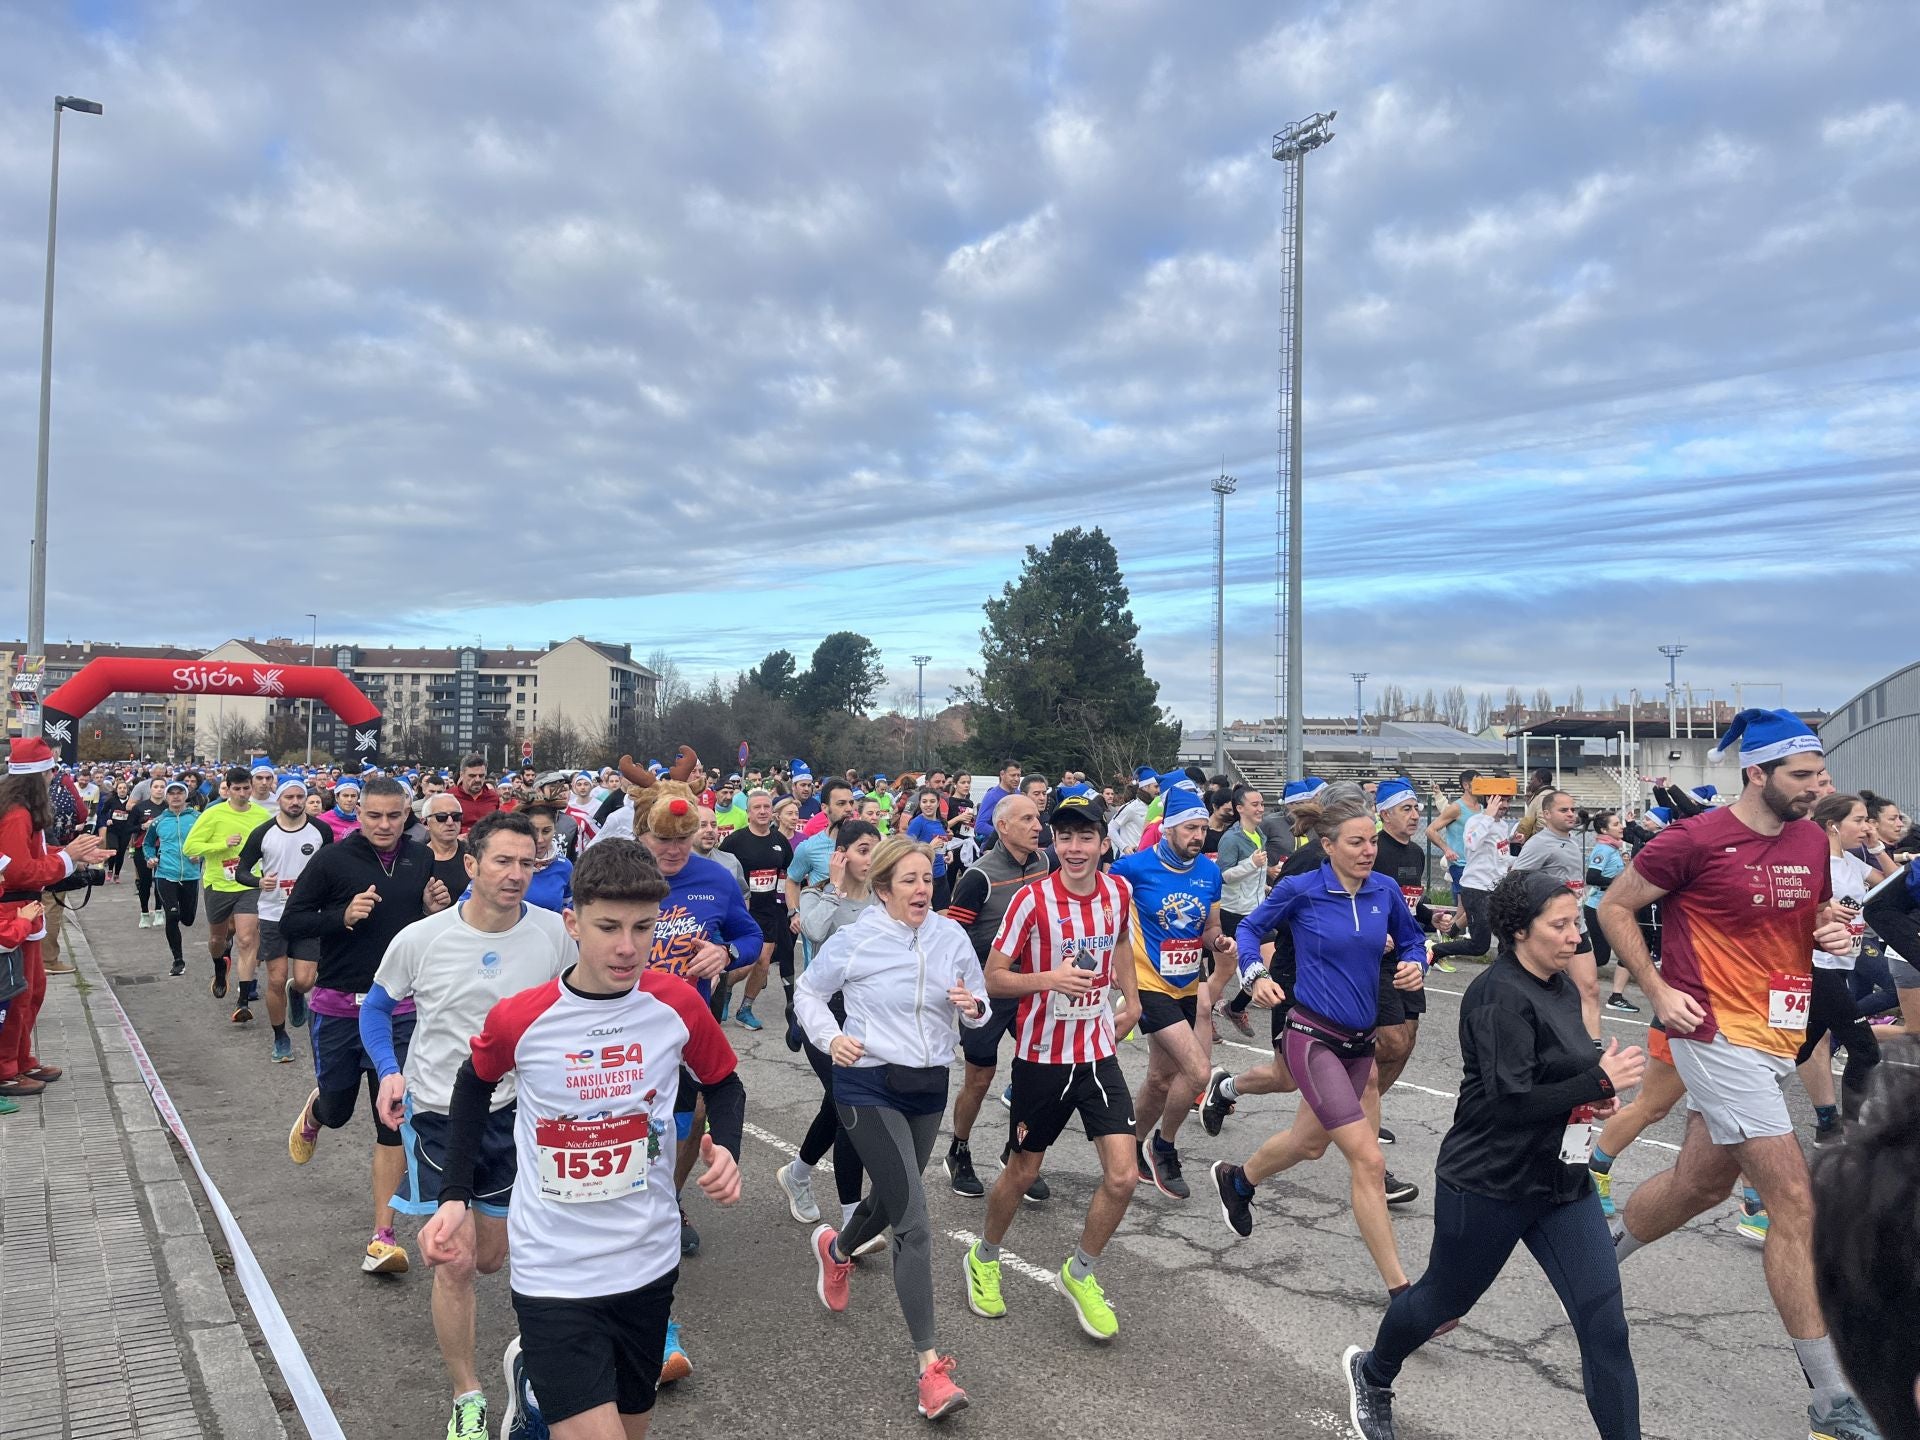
[1647,1024,1672,1067]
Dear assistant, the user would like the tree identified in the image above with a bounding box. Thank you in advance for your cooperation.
[1504,686,1525,723]
[1419,688,1439,722]
[744,649,797,702]
[1570,685,1586,712]
[1442,684,1469,729]
[961,527,1180,778]
[796,633,885,721]
[1472,691,1494,733]
[1531,687,1554,714]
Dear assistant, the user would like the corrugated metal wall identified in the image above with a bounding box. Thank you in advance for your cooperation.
[1820,661,1920,806]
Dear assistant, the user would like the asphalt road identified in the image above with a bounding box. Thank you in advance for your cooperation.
[76,879,1819,1440]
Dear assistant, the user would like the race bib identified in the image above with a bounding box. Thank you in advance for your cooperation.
[749,870,778,894]
[1050,982,1109,1022]
[1767,971,1811,1031]
[1559,1103,1597,1166]
[222,859,239,882]
[535,1114,650,1204]
[1399,885,1423,910]
[1158,937,1203,982]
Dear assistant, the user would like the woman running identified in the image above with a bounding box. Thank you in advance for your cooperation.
[776,820,882,1232]
[1342,870,1647,1440]
[143,781,203,976]
[103,777,139,885]
[124,784,163,927]
[1429,790,1514,965]
[1210,793,1427,1298]
[1587,811,1637,1013]
[795,835,989,1421]
[1795,792,1885,1145]
[905,787,952,911]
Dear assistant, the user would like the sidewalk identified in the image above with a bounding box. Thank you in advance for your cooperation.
[0,908,287,1439]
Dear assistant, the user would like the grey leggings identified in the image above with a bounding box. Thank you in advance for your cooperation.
[836,1103,942,1353]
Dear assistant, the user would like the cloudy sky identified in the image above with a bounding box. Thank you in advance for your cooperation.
[2,0,1914,726]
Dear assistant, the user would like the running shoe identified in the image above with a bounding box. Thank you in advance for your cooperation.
[1735,1203,1770,1245]
[1384,1172,1420,1206]
[1591,1168,1615,1218]
[1057,1260,1117,1340]
[169,958,186,977]
[499,1335,549,1440]
[270,1033,293,1065]
[1135,1140,1152,1182]
[997,1083,1013,1111]
[660,1320,692,1385]
[288,986,308,1028]
[445,1392,487,1440]
[715,991,732,1024]
[915,1355,968,1421]
[1809,1393,1884,1440]
[210,955,229,999]
[288,1089,321,1164]
[1212,1161,1253,1238]
[945,1142,984,1198]
[784,1011,804,1052]
[1002,1146,1050,1203]
[1215,1002,1253,1038]
[736,1004,763,1032]
[1377,1124,1395,1146]
[1430,959,1457,974]
[1605,994,1641,1014]
[1144,1130,1190,1200]
[231,1001,253,1024]
[680,1208,701,1257]
[777,1162,821,1224]
[0,1096,16,1116]
[811,1224,851,1311]
[1812,1116,1843,1149]
[963,1243,1004,1319]
[1342,1345,1399,1440]
[1200,1066,1236,1137]
[362,1230,409,1275]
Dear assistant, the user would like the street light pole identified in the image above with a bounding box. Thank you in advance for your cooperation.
[1210,471,1237,779]
[25,95,103,738]
[911,655,931,771]
[1658,643,1686,743]
[306,613,318,764]
[1351,671,1368,737]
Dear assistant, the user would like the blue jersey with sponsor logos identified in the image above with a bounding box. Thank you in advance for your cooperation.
[650,853,764,998]
[1111,840,1223,998]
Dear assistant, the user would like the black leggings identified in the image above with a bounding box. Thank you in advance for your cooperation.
[1797,967,1880,1115]
[800,1038,867,1207]
[1431,887,1493,960]
[1367,1181,1638,1439]
[130,845,155,913]
[107,828,136,878]
[155,878,200,962]
[312,1070,403,1146]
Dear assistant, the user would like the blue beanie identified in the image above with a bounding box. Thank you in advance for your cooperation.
[791,760,812,781]
[1375,779,1418,812]
[1708,708,1821,767]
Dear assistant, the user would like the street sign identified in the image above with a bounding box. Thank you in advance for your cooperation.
[521,739,534,761]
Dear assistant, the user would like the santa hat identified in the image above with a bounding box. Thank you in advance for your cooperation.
[1283,777,1326,807]
[791,760,813,781]
[7,738,56,775]
[333,777,362,795]
[276,778,308,800]
[1707,708,1822,767]
[1374,779,1418,812]
[1162,782,1206,825]
[1133,765,1159,785]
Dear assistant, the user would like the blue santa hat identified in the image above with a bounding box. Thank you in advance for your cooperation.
[1647,806,1672,825]
[1133,765,1160,785]
[1374,779,1418,812]
[275,777,307,800]
[1161,782,1206,824]
[1707,708,1822,767]
[333,776,362,795]
[790,760,812,781]
[1282,777,1327,807]
[1056,781,1095,800]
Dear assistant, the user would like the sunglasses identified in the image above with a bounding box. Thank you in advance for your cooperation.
[429,812,462,822]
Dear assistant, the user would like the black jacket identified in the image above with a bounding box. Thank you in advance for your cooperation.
[282,831,437,994]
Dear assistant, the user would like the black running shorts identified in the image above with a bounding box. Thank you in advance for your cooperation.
[1008,1055,1135,1151]
[511,1268,679,1424]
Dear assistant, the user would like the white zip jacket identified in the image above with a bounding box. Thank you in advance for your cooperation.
[795,903,990,1069]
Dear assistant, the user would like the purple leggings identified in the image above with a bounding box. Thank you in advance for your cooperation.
[1282,1024,1375,1133]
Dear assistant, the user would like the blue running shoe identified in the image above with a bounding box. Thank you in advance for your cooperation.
[500,1335,549,1439]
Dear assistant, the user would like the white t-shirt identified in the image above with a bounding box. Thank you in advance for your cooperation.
[372,903,575,1111]
[1817,852,1872,972]
[1460,814,1516,892]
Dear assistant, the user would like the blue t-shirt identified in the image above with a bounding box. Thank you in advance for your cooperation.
[527,858,572,915]
[1111,840,1224,997]
[1235,863,1429,1032]
[789,829,834,887]
[649,852,764,999]
[907,815,950,877]
[1585,842,1624,910]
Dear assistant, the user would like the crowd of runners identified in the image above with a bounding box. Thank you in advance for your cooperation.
[3,708,1919,1440]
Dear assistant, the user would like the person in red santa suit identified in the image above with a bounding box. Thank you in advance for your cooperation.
[0,738,107,1097]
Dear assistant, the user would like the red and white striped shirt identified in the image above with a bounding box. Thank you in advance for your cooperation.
[992,872,1133,1065]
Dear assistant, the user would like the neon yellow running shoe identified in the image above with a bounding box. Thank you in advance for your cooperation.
[964,1242,1005,1318]
[1058,1260,1118,1340]
[1591,1167,1614,1218]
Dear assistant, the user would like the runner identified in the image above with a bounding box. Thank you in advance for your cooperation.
[1423,770,1484,972]
[419,792,471,903]
[1105,768,1157,857]
[416,838,743,1440]
[283,776,452,1275]
[144,780,202,977]
[1341,870,1646,1440]
[719,788,794,1035]
[181,767,272,1012]
[1600,708,1883,1440]
[231,778,332,1062]
[363,811,576,1440]
[1795,792,1886,1145]
[1586,811,1639,1012]
[513,802,575,914]
[795,835,988,1421]
[1430,788,1515,966]
[966,793,1142,1340]
[1514,788,1601,1041]
[941,793,1052,1201]
[1111,778,1226,1201]
[1212,786,1272,1039]
[1210,791,1427,1301]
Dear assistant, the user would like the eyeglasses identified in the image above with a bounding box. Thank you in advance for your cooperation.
[428,812,461,822]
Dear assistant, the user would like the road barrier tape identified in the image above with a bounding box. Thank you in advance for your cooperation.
[106,989,347,1440]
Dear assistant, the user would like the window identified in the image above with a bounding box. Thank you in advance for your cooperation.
[517,676,526,688]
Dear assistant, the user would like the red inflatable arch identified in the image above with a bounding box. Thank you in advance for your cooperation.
[41,657,383,763]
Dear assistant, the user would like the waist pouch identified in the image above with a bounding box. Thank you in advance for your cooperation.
[884,1063,947,1097]
[1285,1005,1376,1061]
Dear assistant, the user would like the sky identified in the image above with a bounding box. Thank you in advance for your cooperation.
[2,0,1915,728]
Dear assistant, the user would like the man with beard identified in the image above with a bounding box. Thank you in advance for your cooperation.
[1601,710,1879,1440]
[452,755,500,836]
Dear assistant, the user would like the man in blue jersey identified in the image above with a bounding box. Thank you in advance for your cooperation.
[1112,778,1227,1201]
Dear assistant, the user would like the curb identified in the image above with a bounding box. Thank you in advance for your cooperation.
[67,911,291,1440]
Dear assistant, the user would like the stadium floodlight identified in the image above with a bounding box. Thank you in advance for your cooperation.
[1210,472,1237,777]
